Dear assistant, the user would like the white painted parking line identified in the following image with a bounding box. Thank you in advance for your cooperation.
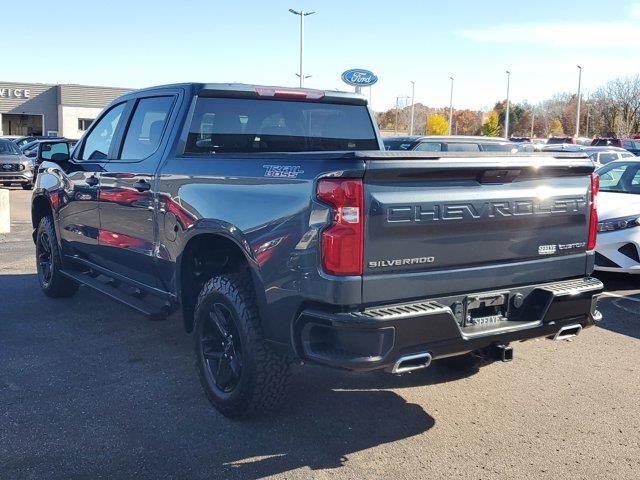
[600,292,640,303]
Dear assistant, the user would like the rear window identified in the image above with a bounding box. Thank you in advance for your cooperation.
[547,137,572,144]
[592,138,621,147]
[185,97,378,154]
[384,139,417,151]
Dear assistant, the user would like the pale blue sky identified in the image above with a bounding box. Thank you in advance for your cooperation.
[5,0,640,111]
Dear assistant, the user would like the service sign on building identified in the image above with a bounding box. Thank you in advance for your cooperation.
[0,88,31,99]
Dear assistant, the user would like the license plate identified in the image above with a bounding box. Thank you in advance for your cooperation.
[465,292,508,326]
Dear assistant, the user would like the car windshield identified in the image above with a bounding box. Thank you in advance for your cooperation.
[597,162,640,194]
[185,97,378,153]
[0,139,20,155]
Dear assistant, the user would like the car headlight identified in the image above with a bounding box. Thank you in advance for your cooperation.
[597,215,640,232]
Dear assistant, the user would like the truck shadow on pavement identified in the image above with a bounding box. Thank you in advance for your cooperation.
[0,273,442,479]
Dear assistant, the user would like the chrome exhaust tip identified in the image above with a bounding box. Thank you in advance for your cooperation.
[553,324,583,341]
[392,352,432,374]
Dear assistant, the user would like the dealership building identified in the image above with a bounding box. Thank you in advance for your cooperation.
[0,81,131,139]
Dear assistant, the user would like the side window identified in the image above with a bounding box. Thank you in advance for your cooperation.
[414,142,442,152]
[599,166,626,188]
[80,103,126,160]
[40,142,70,162]
[598,153,618,165]
[447,143,480,152]
[120,96,174,160]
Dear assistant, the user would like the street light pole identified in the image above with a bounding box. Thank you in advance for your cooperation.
[505,70,511,139]
[448,76,454,135]
[394,96,400,135]
[575,65,582,138]
[395,96,409,134]
[289,9,315,88]
[409,81,415,136]
[530,108,535,138]
[586,103,591,138]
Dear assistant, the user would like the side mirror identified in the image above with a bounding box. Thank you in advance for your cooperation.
[38,141,70,163]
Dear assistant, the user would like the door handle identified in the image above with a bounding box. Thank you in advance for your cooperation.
[133,179,151,192]
[86,175,98,187]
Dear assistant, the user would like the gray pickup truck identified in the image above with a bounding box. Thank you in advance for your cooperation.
[31,83,602,418]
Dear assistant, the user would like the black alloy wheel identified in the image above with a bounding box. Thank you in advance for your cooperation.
[37,230,53,288]
[200,302,244,394]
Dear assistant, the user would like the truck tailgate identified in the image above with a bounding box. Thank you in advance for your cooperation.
[361,153,595,304]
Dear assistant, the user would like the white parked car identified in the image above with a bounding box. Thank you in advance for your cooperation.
[595,160,640,274]
[583,147,635,168]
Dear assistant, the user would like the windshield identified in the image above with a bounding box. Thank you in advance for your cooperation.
[0,139,20,155]
[185,97,378,154]
[597,162,640,194]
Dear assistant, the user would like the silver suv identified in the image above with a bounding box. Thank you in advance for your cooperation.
[0,139,34,190]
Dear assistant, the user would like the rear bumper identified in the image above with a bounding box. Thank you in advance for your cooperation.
[295,277,603,372]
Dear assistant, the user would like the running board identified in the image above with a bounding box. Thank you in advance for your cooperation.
[60,270,168,321]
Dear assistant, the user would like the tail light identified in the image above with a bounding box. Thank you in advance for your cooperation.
[587,173,599,251]
[317,179,364,276]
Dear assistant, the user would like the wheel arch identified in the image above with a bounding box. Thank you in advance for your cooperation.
[177,228,266,333]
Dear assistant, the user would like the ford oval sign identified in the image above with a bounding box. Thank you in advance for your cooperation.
[341,69,378,87]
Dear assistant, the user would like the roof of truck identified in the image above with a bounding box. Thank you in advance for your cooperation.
[119,83,367,104]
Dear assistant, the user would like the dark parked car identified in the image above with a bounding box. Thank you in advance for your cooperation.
[383,135,519,152]
[32,83,602,418]
[547,136,576,145]
[591,137,640,156]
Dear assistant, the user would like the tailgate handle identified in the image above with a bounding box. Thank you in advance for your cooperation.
[479,169,521,184]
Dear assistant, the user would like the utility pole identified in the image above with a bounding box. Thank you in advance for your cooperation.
[409,81,415,136]
[575,65,583,138]
[289,9,315,87]
[448,76,454,135]
[505,70,511,139]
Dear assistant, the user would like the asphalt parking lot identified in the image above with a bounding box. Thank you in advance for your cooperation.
[1,188,639,480]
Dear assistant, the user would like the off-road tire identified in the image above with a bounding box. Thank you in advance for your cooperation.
[36,216,79,298]
[194,273,291,418]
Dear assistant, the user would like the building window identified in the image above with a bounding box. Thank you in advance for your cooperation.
[78,118,94,131]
